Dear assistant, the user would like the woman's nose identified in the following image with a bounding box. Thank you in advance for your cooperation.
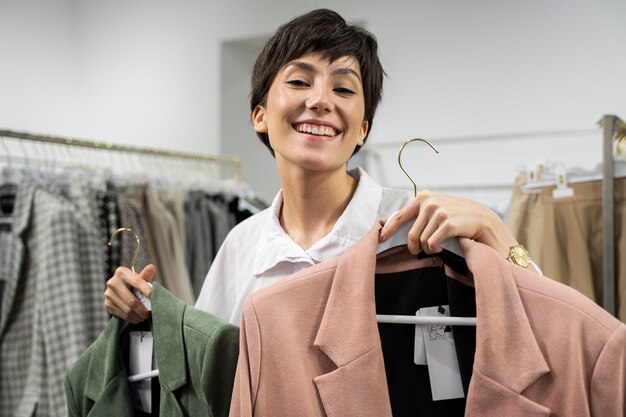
[305,85,334,113]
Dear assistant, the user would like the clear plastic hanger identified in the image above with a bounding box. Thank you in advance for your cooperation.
[108,228,160,381]
[376,138,476,326]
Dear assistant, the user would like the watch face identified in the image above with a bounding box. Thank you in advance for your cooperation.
[512,246,530,267]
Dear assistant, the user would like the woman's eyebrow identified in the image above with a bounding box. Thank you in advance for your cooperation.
[286,61,361,81]
[286,61,315,73]
[332,67,361,81]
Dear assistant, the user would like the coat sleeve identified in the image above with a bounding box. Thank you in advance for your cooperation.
[590,324,626,416]
[228,298,261,417]
[201,321,240,417]
[64,370,80,417]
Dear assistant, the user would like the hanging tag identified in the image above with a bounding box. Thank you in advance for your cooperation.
[552,165,574,199]
[129,331,153,375]
[420,306,465,401]
[414,310,427,365]
[132,282,153,311]
[129,331,154,413]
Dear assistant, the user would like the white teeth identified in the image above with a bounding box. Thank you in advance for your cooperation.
[295,123,338,137]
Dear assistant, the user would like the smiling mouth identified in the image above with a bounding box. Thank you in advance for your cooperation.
[293,123,340,137]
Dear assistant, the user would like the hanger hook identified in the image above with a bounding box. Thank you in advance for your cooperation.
[108,227,141,274]
[397,138,440,197]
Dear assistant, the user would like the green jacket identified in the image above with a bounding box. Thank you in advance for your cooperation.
[64,283,239,417]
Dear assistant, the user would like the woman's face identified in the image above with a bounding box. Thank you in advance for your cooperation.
[252,52,369,174]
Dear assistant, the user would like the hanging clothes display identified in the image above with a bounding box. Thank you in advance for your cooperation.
[0,129,264,417]
[508,116,626,321]
[229,223,626,417]
[64,283,239,417]
[508,175,626,321]
[0,175,109,417]
[508,176,626,322]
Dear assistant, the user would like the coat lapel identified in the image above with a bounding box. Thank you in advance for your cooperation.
[83,318,134,417]
[459,238,552,415]
[85,375,135,417]
[466,371,551,416]
[82,286,188,417]
[312,225,393,417]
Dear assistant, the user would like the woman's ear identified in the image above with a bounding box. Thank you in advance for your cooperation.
[252,105,268,133]
[358,120,369,146]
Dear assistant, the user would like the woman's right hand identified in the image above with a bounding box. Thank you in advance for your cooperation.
[104,264,156,324]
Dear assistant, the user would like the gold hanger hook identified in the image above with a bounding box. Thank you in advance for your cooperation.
[397,138,440,197]
[108,227,141,274]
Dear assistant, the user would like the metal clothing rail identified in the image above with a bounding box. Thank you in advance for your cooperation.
[407,183,513,193]
[600,115,626,316]
[366,128,599,148]
[0,128,243,179]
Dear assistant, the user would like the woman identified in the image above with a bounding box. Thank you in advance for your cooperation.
[105,9,521,325]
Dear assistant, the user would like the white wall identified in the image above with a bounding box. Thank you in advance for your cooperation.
[1,0,624,203]
[0,0,77,135]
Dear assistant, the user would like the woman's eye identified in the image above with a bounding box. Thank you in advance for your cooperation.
[334,87,356,95]
[286,80,309,87]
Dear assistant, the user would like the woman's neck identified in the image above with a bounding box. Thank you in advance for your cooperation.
[278,166,358,250]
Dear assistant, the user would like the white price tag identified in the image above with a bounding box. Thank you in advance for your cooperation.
[129,331,154,413]
[420,306,465,401]
[129,331,153,375]
[414,310,427,365]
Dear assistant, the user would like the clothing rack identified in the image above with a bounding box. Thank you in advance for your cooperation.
[0,128,243,180]
[366,128,599,148]
[600,114,626,316]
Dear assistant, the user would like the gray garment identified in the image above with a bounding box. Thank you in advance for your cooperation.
[0,176,108,417]
[205,197,236,253]
[160,189,187,260]
[185,191,214,297]
[116,190,151,272]
[55,171,102,227]
[144,184,195,305]
[122,184,162,287]
[185,193,237,297]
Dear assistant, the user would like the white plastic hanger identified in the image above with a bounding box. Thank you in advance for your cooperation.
[375,138,476,326]
[377,210,463,257]
[108,228,160,382]
[521,159,626,193]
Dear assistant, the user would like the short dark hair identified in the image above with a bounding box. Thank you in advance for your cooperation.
[250,8,385,157]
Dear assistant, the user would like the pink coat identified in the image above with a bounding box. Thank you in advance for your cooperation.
[229,223,626,416]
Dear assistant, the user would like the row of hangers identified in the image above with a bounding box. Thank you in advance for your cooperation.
[519,124,626,197]
[0,131,242,188]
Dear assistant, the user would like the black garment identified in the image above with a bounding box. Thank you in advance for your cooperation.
[97,182,120,279]
[375,255,476,417]
[0,183,15,316]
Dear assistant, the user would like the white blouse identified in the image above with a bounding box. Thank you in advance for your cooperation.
[194,168,413,324]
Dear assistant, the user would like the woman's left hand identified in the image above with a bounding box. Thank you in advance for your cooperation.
[379,190,517,257]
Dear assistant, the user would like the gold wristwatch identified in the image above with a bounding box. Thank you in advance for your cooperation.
[506,244,531,268]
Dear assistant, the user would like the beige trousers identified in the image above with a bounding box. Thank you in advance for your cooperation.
[508,177,626,322]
